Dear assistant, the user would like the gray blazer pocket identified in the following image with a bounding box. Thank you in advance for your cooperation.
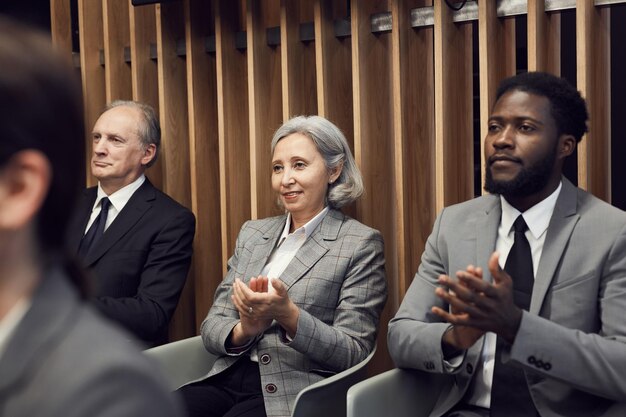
[551,270,596,292]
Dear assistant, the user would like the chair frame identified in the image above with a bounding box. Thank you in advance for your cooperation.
[145,335,377,417]
[346,368,448,417]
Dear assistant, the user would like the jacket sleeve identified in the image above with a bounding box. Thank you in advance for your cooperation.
[388,208,467,373]
[285,228,388,371]
[200,221,251,356]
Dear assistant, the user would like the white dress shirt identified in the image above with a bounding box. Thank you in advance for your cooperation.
[0,297,31,360]
[464,182,563,408]
[247,207,329,360]
[260,207,329,292]
[83,175,146,234]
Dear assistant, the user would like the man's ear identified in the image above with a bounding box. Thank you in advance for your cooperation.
[558,134,576,159]
[141,143,156,166]
[0,150,51,231]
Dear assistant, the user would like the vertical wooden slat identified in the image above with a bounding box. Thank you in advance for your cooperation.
[103,0,132,102]
[184,0,223,327]
[577,1,611,201]
[215,0,250,271]
[351,0,395,375]
[78,0,106,187]
[156,2,194,341]
[281,0,317,120]
[479,2,516,188]
[50,0,73,59]
[434,0,474,211]
[314,0,354,144]
[527,0,561,74]
[129,2,163,189]
[391,0,435,301]
[247,0,283,221]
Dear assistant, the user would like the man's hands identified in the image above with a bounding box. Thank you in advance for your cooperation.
[229,276,300,346]
[432,252,524,351]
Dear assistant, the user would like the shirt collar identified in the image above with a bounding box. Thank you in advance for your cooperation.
[0,297,32,360]
[96,174,146,212]
[280,206,330,241]
[500,181,562,240]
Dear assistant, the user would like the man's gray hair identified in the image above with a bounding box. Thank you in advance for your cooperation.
[271,115,364,209]
[106,100,160,167]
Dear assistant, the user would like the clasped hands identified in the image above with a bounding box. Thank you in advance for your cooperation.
[432,252,524,354]
[229,276,300,347]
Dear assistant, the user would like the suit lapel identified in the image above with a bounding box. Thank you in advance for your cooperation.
[0,270,79,396]
[476,197,501,284]
[83,180,155,266]
[67,188,97,254]
[278,210,339,289]
[243,218,285,279]
[531,178,579,314]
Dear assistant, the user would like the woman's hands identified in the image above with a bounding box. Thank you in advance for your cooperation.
[230,276,300,346]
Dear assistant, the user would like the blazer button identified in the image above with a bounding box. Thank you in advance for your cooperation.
[543,362,552,371]
[260,353,271,365]
[528,356,536,365]
[265,383,277,394]
[424,361,435,370]
[466,363,473,374]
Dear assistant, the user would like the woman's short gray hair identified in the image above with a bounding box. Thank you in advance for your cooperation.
[271,115,363,208]
[106,100,160,167]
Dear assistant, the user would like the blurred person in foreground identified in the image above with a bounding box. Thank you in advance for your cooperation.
[388,72,626,416]
[178,115,387,417]
[0,16,184,417]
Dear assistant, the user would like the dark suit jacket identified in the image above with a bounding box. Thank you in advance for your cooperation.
[0,268,184,417]
[67,179,195,344]
[388,178,626,417]
[199,209,388,416]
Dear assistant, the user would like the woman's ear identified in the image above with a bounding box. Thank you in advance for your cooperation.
[328,161,344,184]
[0,150,51,231]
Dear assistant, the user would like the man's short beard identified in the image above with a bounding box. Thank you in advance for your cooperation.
[484,145,557,198]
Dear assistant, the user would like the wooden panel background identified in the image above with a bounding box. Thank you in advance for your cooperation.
[52,0,624,373]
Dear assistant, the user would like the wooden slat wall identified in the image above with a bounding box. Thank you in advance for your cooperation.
[434,0,474,211]
[281,1,317,119]
[50,0,73,60]
[215,0,251,272]
[103,0,132,101]
[183,0,222,327]
[247,0,283,220]
[77,0,106,187]
[53,0,622,373]
[478,3,516,186]
[577,1,611,201]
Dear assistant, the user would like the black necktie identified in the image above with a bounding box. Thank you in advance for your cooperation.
[78,197,110,257]
[491,215,538,416]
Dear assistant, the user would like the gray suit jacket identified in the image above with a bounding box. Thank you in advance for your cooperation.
[0,268,184,417]
[388,178,626,417]
[200,209,387,417]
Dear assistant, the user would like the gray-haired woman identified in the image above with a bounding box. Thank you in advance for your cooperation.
[179,115,387,417]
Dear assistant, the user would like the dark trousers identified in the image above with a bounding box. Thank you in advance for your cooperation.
[443,403,490,417]
[177,357,267,417]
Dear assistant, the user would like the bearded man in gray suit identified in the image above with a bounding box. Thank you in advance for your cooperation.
[389,72,626,417]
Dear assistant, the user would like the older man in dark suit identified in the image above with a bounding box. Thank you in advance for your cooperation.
[67,100,195,345]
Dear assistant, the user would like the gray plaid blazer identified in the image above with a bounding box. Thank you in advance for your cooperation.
[200,209,387,416]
